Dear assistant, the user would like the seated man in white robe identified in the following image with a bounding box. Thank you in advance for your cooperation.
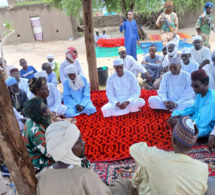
[190,35,211,68]
[60,47,84,84]
[148,57,195,111]
[118,46,151,79]
[13,107,25,132]
[153,41,181,90]
[181,48,199,74]
[34,71,67,116]
[102,58,145,117]
[63,65,96,117]
[202,50,215,91]
[10,68,32,99]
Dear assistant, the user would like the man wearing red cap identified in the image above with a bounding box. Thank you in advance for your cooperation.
[170,69,215,138]
[130,116,208,194]
[60,47,84,84]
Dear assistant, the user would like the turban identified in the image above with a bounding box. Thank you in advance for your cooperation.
[113,57,124,66]
[169,56,181,66]
[165,1,173,7]
[167,41,178,58]
[10,68,19,75]
[34,71,48,79]
[192,35,202,42]
[46,54,54,60]
[173,116,198,147]
[118,46,126,53]
[64,65,77,75]
[205,2,214,8]
[5,77,17,86]
[65,47,78,61]
[23,97,51,129]
[181,47,191,55]
[191,69,208,81]
[64,65,85,91]
[46,121,82,166]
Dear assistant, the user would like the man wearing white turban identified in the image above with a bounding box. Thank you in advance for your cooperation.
[34,71,67,116]
[181,47,199,74]
[190,35,211,68]
[63,65,96,117]
[153,41,180,89]
[37,121,138,195]
[101,58,145,117]
[148,57,195,111]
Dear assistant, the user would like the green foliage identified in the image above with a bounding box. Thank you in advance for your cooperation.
[45,0,215,16]
[14,0,46,6]
[3,21,14,36]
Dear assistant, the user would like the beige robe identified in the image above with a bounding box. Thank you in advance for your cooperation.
[37,166,137,195]
[130,142,208,195]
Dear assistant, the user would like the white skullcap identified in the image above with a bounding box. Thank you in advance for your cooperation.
[46,54,54,60]
[169,56,181,66]
[34,71,48,79]
[181,47,191,54]
[46,121,82,166]
[192,35,202,42]
[64,65,77,75]
[113,57,124,66]
[166,41,178,48]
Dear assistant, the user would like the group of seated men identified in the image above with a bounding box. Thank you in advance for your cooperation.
[1,34,215,194]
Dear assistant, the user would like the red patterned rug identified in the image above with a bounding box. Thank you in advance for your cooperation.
[75,89,172,162]
[91,145,215,185]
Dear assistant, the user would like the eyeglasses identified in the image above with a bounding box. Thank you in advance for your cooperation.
[73,51,78,54]
[41,106,49,113]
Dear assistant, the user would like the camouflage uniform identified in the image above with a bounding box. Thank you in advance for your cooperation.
[196,13,214,48]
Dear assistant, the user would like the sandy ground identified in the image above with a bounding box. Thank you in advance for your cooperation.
[3,26,215,91]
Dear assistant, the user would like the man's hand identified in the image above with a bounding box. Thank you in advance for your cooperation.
[208,135,215,153]
[119,101,130,109]
[51,112,62,122]
[168,117,179,127]
[199,59,210,69]
[64,118,77,124]
[167,101,176,110]
[159,19,165,24]
[116,102,120,107]
[145,71,152,82]
[76,104,84,113]
[120,18,123,25]
[141,61,148,65]
[163,101,169,109]
[21,118,26,124]
[137,41,140,47]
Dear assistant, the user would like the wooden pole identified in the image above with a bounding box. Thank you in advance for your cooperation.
[82,0,99,91]
[0,72,37,194]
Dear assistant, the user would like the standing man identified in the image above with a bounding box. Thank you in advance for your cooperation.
[156,1,178,47]
[119,11,140,60]
[196,2,214,48]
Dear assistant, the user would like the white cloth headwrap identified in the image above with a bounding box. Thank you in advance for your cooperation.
[166,41,178,58]
[65,49,74,62]
[46,121,82,166]
[47,54,55,70]
[181,47,191,54]
[34,71,48,80]
[64,65,85,91]
[113,57,124,66]
[192,35,202,42]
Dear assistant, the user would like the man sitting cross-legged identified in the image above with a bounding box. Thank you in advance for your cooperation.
[170,69,215,138]
[118,46,152,81]
[37,121,138,195]
[42,62,58,87]
[101,58,145,117]
[130,115,208,195]
[148,57,195,112]
[141,45,163,85]
[181,47,199,74]
[63,65,96,117]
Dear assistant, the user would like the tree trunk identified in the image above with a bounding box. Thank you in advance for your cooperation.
[0,71,37,194]
[82,0,99,91]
